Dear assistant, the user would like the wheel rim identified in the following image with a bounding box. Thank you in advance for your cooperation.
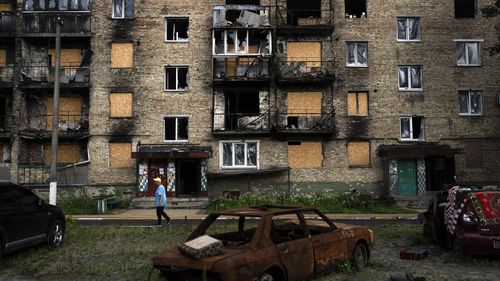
[353,245,367,268]
[52,223,63,247]
[259,272,274,281]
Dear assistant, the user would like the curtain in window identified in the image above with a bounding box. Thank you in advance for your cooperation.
[397,18,406,40]
[409,18,420,40]
[347,43,355,65]
[125,0,134,18]
[467,43,479,65]
[357,43,367,65]
[69,0,79,10]
[80,0,91,10]
[234,144,245,165]
[48,0,57,9]
[410,67,421,88]
[398,67,408,88]
[113,0,123,18]
[223,143,232,166]
[470,91,482,114]
[25,0,34,10]
[401,118,410,139]
[247,143,257,166]
[58,0,68,10]
[458,91,469,114]
[457,42,466,65]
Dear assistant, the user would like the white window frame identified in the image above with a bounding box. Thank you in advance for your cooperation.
[163,115,189,143]
[397,17,421,42]
[212,29,272,56]
[165,17,189,42]
[454,39,483,66]
[164,65,189,91]
[458,90,483,116]
[346,42,368,67]
[400,116,425,141]
[112,0,133,19]
[219,141,259,169]
[398,65,422,91]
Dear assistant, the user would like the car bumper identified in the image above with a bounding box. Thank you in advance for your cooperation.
[463,233,500,256]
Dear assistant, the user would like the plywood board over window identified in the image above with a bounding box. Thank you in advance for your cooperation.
[46,97,83,130]
[44,144,81,165]
[287,42,321,67]
[48,48,81,67]
[0,3,12,13]
[110,92,133,117]
[109,142,133,168]
[0,49,6,67]
[348,141,370,167]
[288,142,323,168]
[288,92,322,116]
[347,92,368,116]
[111,43,134,68]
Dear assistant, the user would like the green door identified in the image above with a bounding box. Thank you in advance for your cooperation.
[398,159,417,196]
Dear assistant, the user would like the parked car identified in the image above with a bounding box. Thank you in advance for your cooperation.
[0,183,66,257]
[153,205,374,281]
[422,185,500,256]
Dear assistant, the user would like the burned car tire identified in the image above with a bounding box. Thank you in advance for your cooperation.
[351,243,368,269]
[48,220,65,249]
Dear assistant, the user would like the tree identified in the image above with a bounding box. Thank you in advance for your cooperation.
[481,0,500,55]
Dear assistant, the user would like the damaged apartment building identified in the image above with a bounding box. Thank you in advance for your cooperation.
[1,0,499,202]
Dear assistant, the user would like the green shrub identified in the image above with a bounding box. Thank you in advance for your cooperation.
[57,193,96,215]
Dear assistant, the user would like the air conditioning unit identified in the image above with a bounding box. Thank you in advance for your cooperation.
[497,93,500,106]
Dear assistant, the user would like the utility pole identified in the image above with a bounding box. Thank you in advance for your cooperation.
[49,17,63,206]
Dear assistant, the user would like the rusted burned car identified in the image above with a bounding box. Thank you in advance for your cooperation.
[153,205,374,281]
[422,185,500,256]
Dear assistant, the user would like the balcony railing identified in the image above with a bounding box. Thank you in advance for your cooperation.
[213,112,270,133]
[27,114,88,132]
[277,59,334,81]
[0,14,15,33]
[18,163,88,185]
[275,7,333,26]
[22,13,91,34]
[18,164,49,185]
[214,57,270,81]
[213,5,272,28]
[275,111,335,132]
[0,66,14,83]
[21,64,90,84]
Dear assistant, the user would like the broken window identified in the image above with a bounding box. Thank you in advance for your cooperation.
[224,92,260,130]
[456,41,480,66]
[288,141,323,168]
[165,66,188,91]
[346,42,368,67]
[24,0,90,11]
[455,0,475,18]
[398,66,422,90]
[347,92,368,116]
[459,90,482,116]
[165,18,189,42]
[286,0,321,25]
[213,29,271,55]
[400,116,424,141]
[109,142,132,168]
[397,17,420,41]
[110,92,133,118]
[348,141,370,167]
[112,0,134,19]
[111,42,134,68]
[271,213,306,243]
[221,141,258,168]
[345,0,367,18]
[164,116,188,142]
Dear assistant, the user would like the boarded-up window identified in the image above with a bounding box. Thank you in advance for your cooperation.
[287,42,321,67]
[0,3,12,12]
[288,92,322,116]
[48,48,81,67]
[348,141,370,167]
[111,43,134,68]
[0,49,6,67]
[44,144,80,164]
[109,142,133,168]
[288,142,323,168]
[347,92,368,116]
[110,92,133,117]
[46,97,82,130]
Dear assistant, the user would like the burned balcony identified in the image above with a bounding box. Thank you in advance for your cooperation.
[25,113,89,134]
[22,13,91,35]
[0,13,15,34]
[213,5,272,29]
[212,112,270,135]
[275,111,335,137]
[213,29,272,56]
[20,63,90,86]
[0,65,14,84]
[277,59,335,83]
[213,57,270,82]
[275,0,334,35]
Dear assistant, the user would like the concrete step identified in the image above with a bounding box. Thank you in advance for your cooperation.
[131,197,209,209]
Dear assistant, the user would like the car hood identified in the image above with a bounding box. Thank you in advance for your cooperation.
[153,247,246,271]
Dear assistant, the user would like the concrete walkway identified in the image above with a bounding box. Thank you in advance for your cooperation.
[70,208,425,221]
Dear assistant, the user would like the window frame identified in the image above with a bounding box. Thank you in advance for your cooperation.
[112,0,134,19]
[399,116,425,141]
[163,115,189,143]
[396,17,421,42]
[165,17,189,43]
[455,39,482,66]
[219,141,259,169]
[164,65,189,92]
[398,65,423,91]
[458,90,483,116]
[346,42,368,67]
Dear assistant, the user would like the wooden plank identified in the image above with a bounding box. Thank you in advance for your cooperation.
[0,3,12,12]
[110,92,133,117]
[0,49,6,67]
[287,42,321,67]
[288,92,322,116]
[109,143,133,168]
[46,97,82,130]
[111,43,134,68]
[48,48,81,67]
[44,144,80,164]
[348,141,370,166]
[288,142,323,168]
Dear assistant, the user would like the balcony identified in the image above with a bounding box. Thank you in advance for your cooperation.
[213,5,272,29]
[213,57,270,83]
[212,112,270,136]
[18,163,88,185]
[20,63,90,86]
[274,3,334,35]
[25,113,89,134]
[275,111,335,138]
[0,66,14,84]
[0,13,15,34]
[22,13,91,35]
[277,59,335,83]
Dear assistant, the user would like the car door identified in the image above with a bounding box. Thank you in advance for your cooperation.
[17,188,49,238]
[272,214,315,281]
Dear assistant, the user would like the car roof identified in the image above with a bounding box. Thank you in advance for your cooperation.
[212,205,320,217]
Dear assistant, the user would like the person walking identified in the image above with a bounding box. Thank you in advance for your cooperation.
[154,177,171,226]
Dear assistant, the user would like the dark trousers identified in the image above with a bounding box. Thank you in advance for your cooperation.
[156,206,171,225]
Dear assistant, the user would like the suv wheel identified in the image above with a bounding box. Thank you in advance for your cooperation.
[48,220,64,249]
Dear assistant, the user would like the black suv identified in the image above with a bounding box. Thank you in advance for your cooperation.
[0,183,66,257]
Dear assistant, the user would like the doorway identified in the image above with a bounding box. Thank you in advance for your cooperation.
[176,159,201,197]
[146,160,169,197]
[398,159,417,196]
[426,156,455,191]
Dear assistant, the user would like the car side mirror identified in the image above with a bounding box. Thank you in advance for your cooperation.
[37,198,44,207]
